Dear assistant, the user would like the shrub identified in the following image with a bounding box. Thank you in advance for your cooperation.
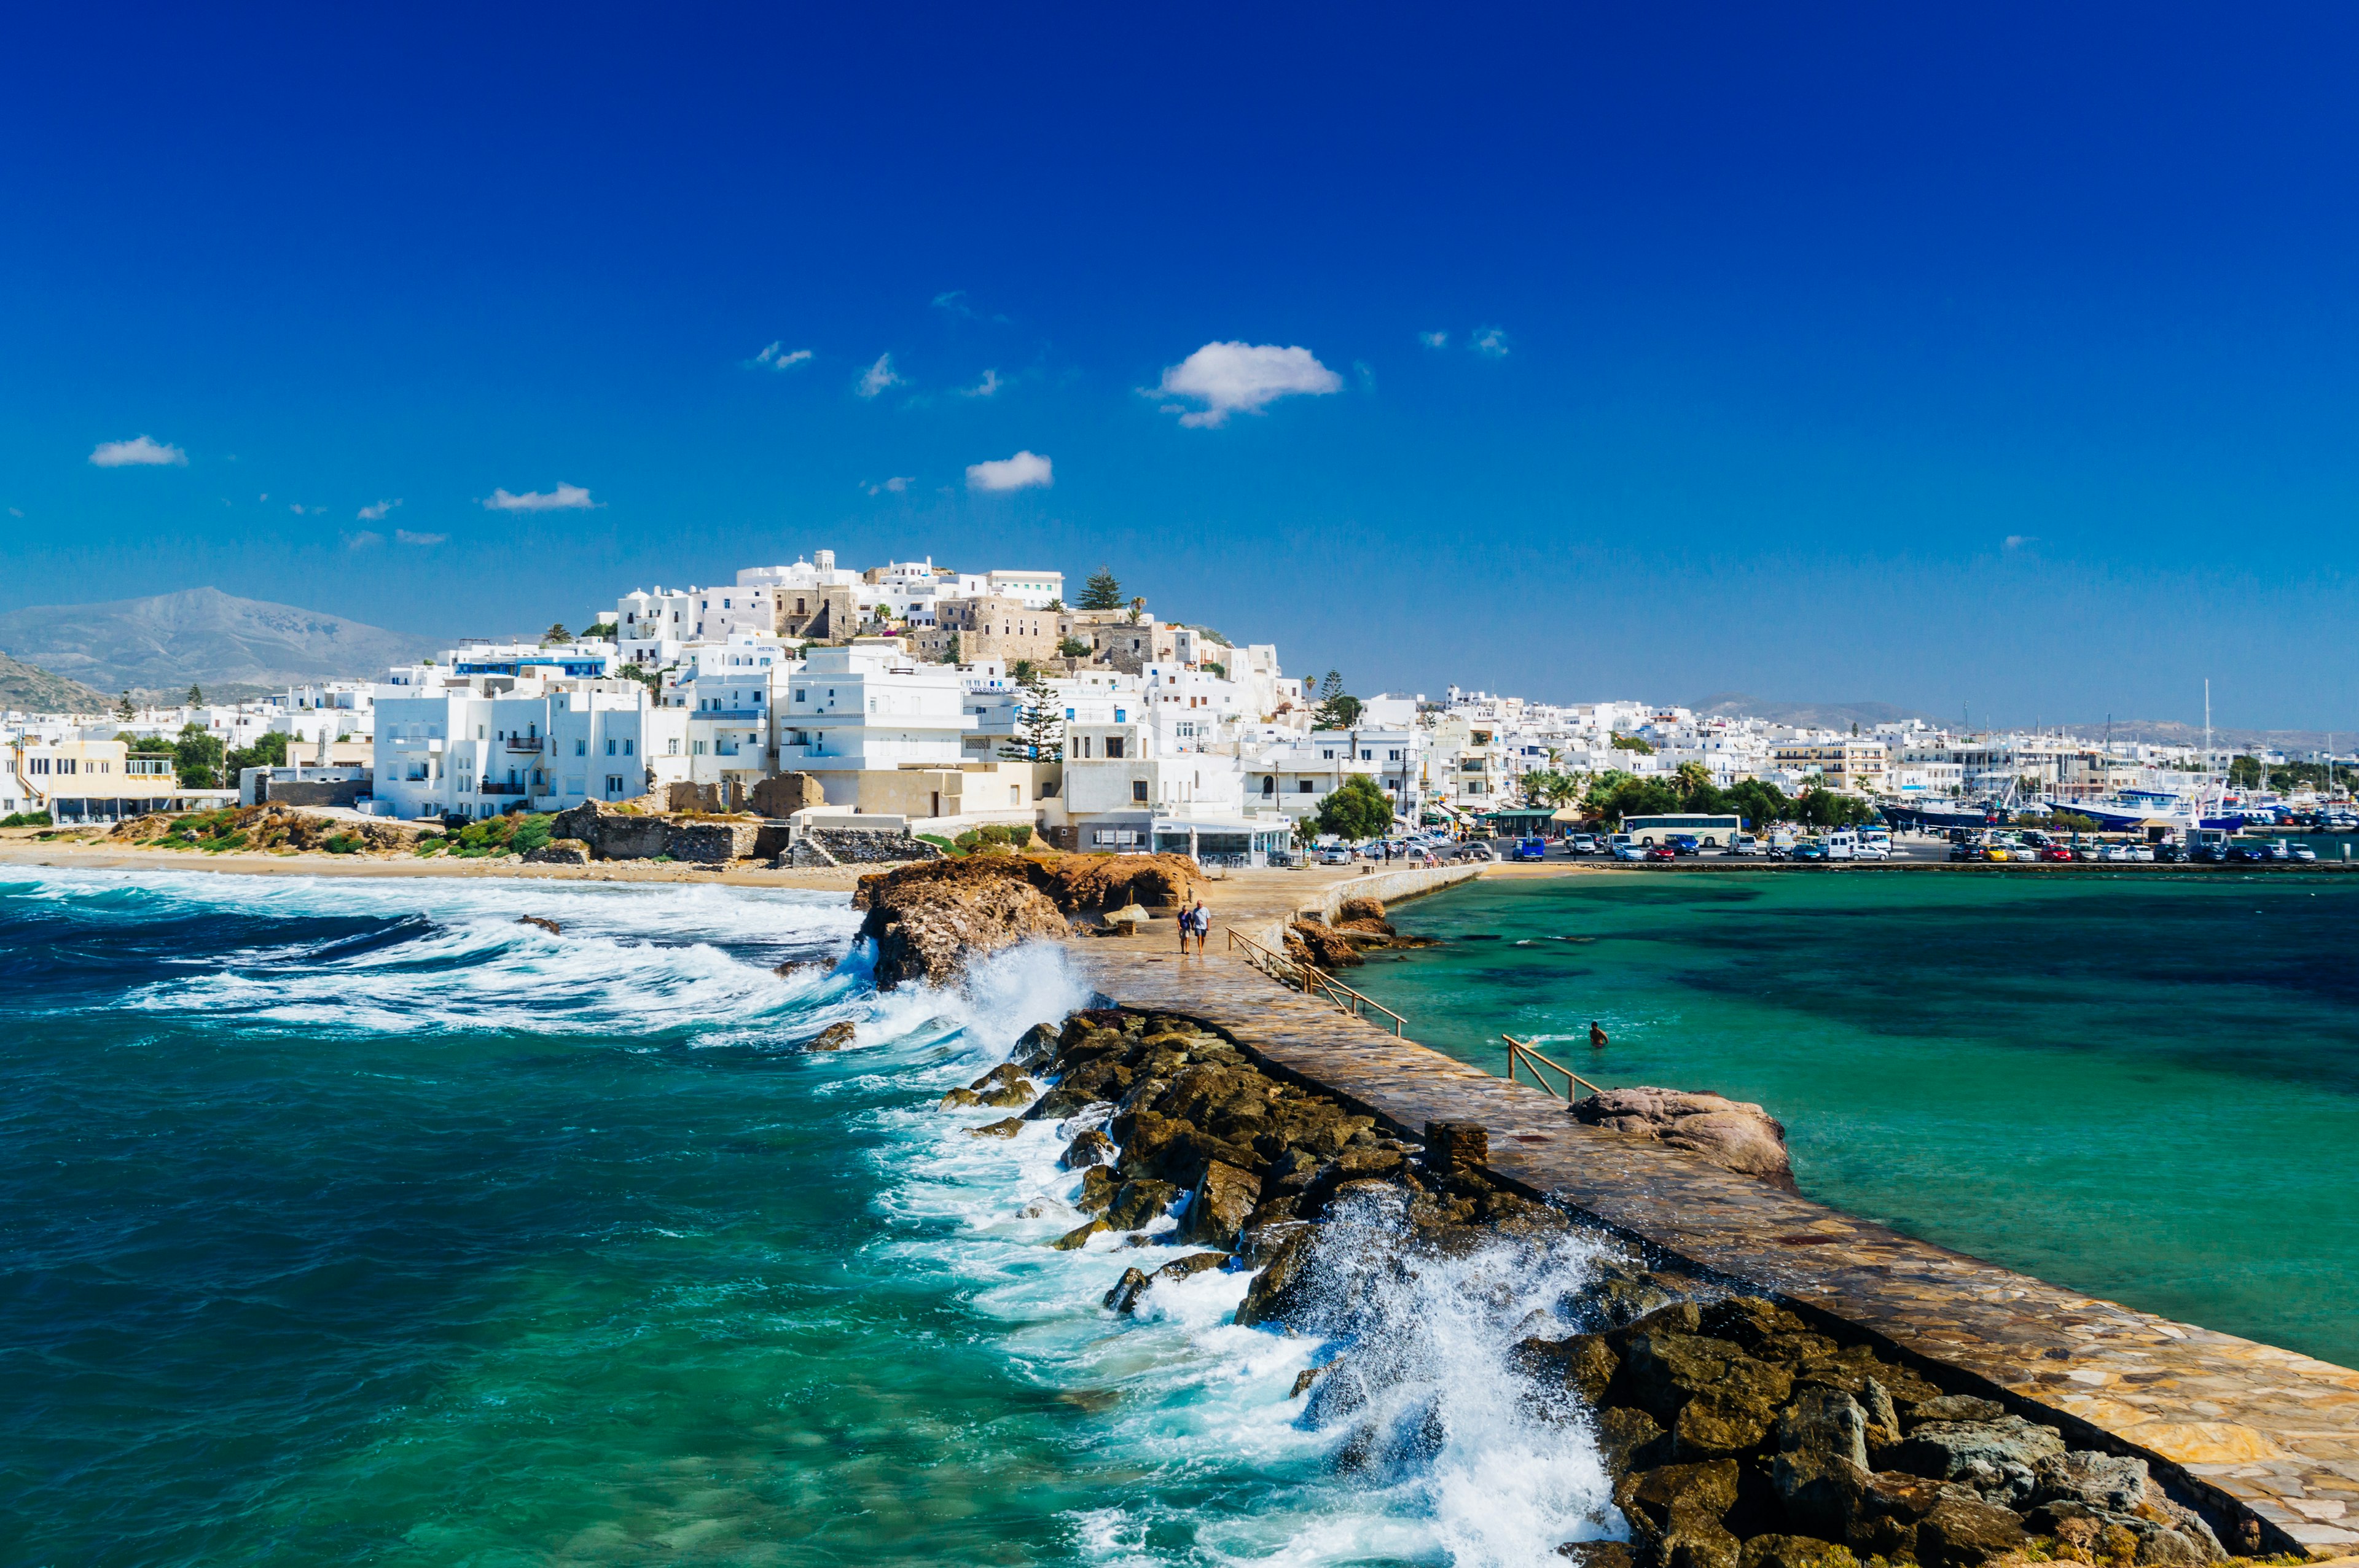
[322,833,361,855]
[0,811,47,828]
[1007,824,1033,849]
[953,830,981,854]
[977,824,1013,847]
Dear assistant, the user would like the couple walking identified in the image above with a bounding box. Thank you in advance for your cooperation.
[1175,895,1211,956]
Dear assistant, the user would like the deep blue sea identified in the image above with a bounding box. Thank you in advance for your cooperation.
[0,870,1610,1567]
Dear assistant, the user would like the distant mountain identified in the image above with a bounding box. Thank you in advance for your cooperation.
[0,587,437,693]
[1691,692,1938,730]
[0,651,112,714]
[2059,718,2350,755]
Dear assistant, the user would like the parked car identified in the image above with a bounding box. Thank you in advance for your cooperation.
[1643,844,1677,862]
[1512,837,1548,862]
[2099,843,2132,864]
[2291,843,2318,862]
[2226,844,2269,864]
[1315,845,1355,865]
[1612,842,1649,862]
[1727,834,1762,856]
[1947,841,1981,862]
[1791,840,1829,862]
[1667,833,1702,856]
[2126,843,2156,862]
[2153,841,2189,863]
[2040,845,2075,862]
[1567,833,1600,855]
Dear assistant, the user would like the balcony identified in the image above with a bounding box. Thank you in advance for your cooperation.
[478,781,526,796]
[505,737,544,752]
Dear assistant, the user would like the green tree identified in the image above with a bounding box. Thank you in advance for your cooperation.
[1009,659,1035,682]
[1312,773,1394,840]
[1078,568,1124,610]
[543,622,572,644]
[1001,666,1066,762]
[186,684,203,706]
[937,632,963,665]
[1608,731,1654,755]
[2227,755,2262,788]
[115,691,135,721]
[1725,778,1793,829]
[582,621,618,639]
[1794,787,1875,829]
[1674,760,1712,796]
[1311,670,1363,729]
[172,722,227,789]
[224,730,291,782]
[1057,636,1091,660]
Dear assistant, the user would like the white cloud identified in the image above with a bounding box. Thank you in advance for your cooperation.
[966,451,1053,492]
[864,476,913,496]
[346,530,384,550]
[959,368,1004,398]
[753,342,813,371]
[89,434,187,467]
[1420,330,1449,348]
[482,482,597,512]
[7,507,21,518]
[395,528,447,545]
[1471,326,1510,357]
[289,504,311,515]
[2005,534,2036,550]
[857,353,903,399]
[1150,341,1342,427]
[259,493,268,501]
[358,498,402,521]
[932,290,974,317]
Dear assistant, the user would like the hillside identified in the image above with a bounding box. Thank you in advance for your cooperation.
[0,587,436,693]
[0,651,112,714]
[1691,692,1938,730]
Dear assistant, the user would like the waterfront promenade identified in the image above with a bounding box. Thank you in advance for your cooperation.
[1068,863,2359,1561]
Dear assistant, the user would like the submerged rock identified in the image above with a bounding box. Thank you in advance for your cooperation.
[808,1021,856,1052]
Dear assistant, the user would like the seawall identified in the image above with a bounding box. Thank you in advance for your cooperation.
[1058,868,2359,1560]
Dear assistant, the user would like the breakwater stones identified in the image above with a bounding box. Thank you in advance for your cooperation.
[952,1004,2237,1568]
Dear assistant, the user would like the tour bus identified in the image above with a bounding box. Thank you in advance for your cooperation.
[1622,813,1745,848]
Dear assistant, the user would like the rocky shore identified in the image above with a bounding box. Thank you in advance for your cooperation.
[951,1004,2236,1568]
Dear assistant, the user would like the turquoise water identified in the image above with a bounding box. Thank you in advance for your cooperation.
[1348,870,2359,1368]
[0,870,1614,1567]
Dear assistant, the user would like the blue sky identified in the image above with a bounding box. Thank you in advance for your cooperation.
[5,4,2358,728]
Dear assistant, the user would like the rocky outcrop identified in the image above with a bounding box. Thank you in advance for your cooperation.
[1573,1086,1798,1191]
[522,838,591,865]
[1288,919,1363,969]
[794,827,941,867]
[935,1002,2232,1568]
[853,858,1068,989]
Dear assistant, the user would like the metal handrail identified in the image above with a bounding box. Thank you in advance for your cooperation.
[1503,1033,1604,1103]
[1225,926,1408,1035]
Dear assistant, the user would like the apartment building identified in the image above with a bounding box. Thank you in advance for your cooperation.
[7,736,214,822]
[372,681,689,819]
[1771,739,1892,797]
[774,639,978,804]
[1250,727,1423,825]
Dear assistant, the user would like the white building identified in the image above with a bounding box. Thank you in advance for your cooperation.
[775,639,977,803]
[372,679,689,820]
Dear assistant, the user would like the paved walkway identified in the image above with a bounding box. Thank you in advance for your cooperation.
[1061,868,2359,1560]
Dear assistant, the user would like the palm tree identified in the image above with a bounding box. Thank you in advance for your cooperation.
[1675,760,1712,797]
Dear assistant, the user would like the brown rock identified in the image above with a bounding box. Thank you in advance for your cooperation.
[978,1078,1036,1107]
[1739,1535,1858,1568]
[1104,1266,1152,1313]
[1571,1086,1796,1190]
[1234,1225,1314,1327]
[939,1087,982,1108]
[1557,1544,1638,1568]
[1624,1331,1793,1425]
[1183,1160,1261,1249]
[1051,1217,1108,1249]
[1615,1461,1743,1568]
[809,1021,856,1052]
[1060,1128,1115,1169]
[968,1117,1024,1139]
[1517,1332,1621,1405]
[1675,1386,1781,1460]
[1425,1119,1490,1174]
[1076,1165,1117,1214]
[1106,1179,1178,1230]
[1912,1497,2028,1568]
[1151,1251,1232,1284]
[853,859,1069,989]
[517,915,564,934]
[1288,919,1363,969]
[522,838,592,865]
[1596,1406,1670,1473]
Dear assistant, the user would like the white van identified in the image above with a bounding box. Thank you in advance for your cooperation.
[1823,830,1860,861]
